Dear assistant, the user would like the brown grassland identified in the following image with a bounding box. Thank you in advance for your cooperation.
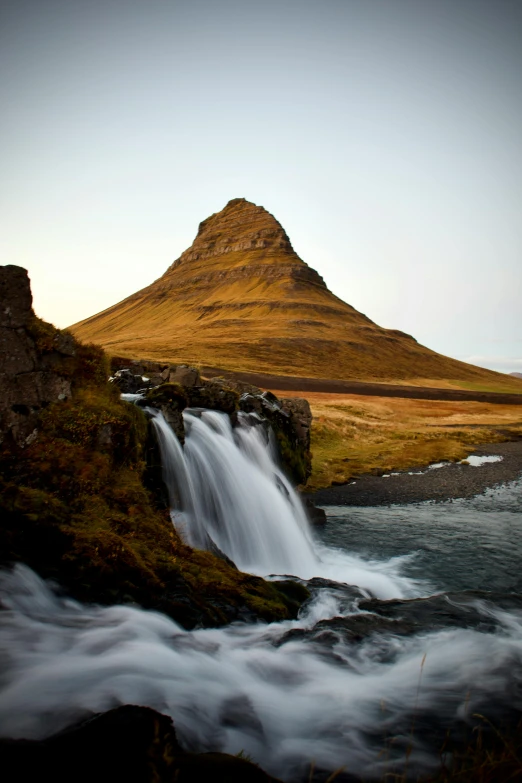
[269,391,522,490]
[70,199,522,394]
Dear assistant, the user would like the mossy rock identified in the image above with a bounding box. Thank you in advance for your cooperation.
[144,382,188,408]
[186,383,239,414]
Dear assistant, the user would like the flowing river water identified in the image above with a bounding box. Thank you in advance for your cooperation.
[0,409,521,781]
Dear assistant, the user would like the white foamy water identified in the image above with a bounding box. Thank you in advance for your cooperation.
[150,409,422,599]
[1,565,522,781]
[1,406,520,780]
[120,393,145,403]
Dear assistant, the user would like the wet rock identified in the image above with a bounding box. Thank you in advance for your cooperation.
[111,368,148,394]
[278,589,522,650]
[0,704,282,783]
[301,496,327,526]
[186,380,239,415]
[239,392,264,415]
[236,388,312,485]
[143,383,188,443]
[279,396,312,453]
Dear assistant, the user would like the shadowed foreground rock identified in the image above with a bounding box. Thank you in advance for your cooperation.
[0,705,282,783]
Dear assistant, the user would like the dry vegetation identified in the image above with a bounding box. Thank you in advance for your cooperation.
[271,391,522,490]
[69,199,522,392]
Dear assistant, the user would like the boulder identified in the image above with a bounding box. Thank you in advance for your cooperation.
[143,383,188,443]
[111,369,148,394]
[0,265,75,447]
[186,380,239,415]
[0,704,282,783]
[162,364,201,387]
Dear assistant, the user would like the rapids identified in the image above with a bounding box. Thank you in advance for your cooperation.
[1,566,522,781]
[1,406,521,780]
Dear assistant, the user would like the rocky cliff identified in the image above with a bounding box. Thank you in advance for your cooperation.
[0,266,75,448]
[70,198,515,387]
[0,265,306,628]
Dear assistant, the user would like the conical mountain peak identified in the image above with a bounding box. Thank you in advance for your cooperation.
[165,198,297,276]
[70,200,505,386]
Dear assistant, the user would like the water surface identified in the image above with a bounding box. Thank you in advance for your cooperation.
[317,478,522,594]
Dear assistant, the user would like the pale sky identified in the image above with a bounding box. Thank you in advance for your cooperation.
[1,0,521,374]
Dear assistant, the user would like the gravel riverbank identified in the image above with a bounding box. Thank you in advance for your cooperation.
[311,439,522,507]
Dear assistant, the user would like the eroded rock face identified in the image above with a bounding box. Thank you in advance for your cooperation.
[0,266,75,447]
[279,397,312,454]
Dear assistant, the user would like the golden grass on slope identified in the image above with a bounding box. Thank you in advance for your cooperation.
[271,391,522,490]
[69,199,522,392]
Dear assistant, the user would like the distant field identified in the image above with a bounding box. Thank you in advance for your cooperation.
[271,391,522,490]
[209,366,522,398]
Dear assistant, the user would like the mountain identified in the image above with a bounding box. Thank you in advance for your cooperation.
[510,373,522,379]
[70,198,521,389]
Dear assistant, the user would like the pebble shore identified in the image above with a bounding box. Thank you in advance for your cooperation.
[312,439,522,507]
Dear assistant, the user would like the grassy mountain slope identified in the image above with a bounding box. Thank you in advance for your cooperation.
[70,199,522,392]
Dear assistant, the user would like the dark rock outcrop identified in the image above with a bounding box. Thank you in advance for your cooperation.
[0,266,75,448]
[278,589,522,649]
[0,705,281,783]
[143,383,188,443]
[238,390,312,485]
[126,362,313,486]
[162,364,201,387]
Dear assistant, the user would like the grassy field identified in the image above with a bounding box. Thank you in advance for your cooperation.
[271,391,522,490]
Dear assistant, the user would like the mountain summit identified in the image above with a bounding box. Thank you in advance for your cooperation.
[70,199,507,385]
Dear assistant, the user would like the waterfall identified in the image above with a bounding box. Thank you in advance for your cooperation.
[2,403,521,780]
[149,408,422,598]
[150,409,317,576]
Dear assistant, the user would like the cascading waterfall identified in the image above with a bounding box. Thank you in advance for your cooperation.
[150,408,316,576]
[150,408,419,598]
[2,402,522,780]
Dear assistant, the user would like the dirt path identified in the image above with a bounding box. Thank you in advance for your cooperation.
[202,366,522,405]
[309,440,522,507]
